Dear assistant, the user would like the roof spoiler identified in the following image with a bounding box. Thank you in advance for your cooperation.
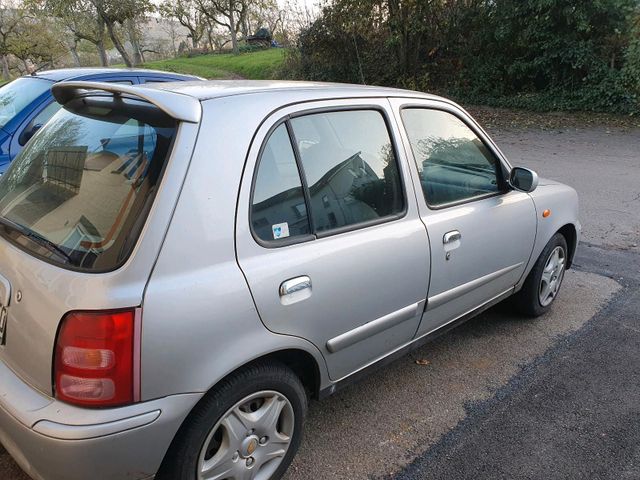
[51,81,201,123]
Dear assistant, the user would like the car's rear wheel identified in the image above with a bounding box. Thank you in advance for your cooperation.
[514,233,568,317]
[157,361,307,480]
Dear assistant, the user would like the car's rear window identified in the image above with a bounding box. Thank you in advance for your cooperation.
[0,96,177,271]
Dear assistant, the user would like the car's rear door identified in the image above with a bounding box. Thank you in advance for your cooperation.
[235,99,430,381]
[390,98,537,336]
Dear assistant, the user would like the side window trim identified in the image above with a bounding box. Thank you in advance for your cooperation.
[399,105,510,211]
[249,105,409,248]
[249,118,315,248]
[285,120,316,235]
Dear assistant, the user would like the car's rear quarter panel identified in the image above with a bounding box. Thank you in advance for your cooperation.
[141,94,329,401]
[0,121,201,397]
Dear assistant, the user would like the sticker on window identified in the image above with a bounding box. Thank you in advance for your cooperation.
[272,222,290,240]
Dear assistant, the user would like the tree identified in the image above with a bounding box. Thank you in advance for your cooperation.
[290,0,640,112]
[159,0,206,50]
[195,0,247,54]
[88,0,154,67]
[159,18,181,57]
[28,0,111,66]
[240,0,284,41]
[0,1,25,78]
[8,16,66,72]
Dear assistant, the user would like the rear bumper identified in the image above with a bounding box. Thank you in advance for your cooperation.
[0,360,202,480]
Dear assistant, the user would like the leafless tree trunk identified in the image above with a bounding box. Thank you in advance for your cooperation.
[1,55,9,80]
[104,20,133,66]
[127,18,144,65]
[96,38,109,66]
[195,0,244,54]
[228,4,239,54]
[206,26,214,51]
[69,40,81,67]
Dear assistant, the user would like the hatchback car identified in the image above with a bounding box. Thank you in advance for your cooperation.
[0,80,580,480]
[0,68,201,173]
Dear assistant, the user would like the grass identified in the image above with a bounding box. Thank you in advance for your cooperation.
[142,48,286,80]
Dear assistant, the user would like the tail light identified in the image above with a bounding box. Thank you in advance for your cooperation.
[54,309,140,407]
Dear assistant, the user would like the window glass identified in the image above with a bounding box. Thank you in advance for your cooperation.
[0,97,176,271]
[0,77,52,129]
[290,110,404,233]
[401,109,501,207]
[252,124,310,242]
[20,102,62,145]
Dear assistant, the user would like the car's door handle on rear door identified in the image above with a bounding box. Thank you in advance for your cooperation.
[279,276,312,306]
[443,230,462,254]
[443,230,462,244]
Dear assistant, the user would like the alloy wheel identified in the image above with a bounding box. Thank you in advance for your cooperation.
[197,390,295,480]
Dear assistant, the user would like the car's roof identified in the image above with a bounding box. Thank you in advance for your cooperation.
[146,79,446,102]
[28,67,199,82]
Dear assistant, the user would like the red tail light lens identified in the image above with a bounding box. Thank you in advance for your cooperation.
[54,309,138,407]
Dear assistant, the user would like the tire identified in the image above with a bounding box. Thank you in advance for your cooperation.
[514,233,568,317]
[157,361,307,480]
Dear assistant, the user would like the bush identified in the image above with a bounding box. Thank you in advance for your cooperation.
[285,0,640,114]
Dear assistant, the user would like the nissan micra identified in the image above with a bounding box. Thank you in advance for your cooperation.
[0,80,579,480]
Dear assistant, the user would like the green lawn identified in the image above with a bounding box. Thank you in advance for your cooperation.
[142,49,286,80]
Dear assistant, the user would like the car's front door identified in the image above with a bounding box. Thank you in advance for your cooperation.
[236,100,430,381]
[390,99,537,336]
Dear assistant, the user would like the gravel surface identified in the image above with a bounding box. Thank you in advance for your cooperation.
[1,112,638,480]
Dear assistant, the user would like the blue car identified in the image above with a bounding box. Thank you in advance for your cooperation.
[0,68,201,173]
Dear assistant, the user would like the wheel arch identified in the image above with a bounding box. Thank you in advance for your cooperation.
[557,223,578,268]
[156,348,319,479]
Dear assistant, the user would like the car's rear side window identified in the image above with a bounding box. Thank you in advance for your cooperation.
[250,109,405,246]
[0,96,177,271]
[251,124,310,242]
[290,110,404,233]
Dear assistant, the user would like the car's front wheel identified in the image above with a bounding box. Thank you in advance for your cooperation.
[514,233,568,317]
[157,361,307,480]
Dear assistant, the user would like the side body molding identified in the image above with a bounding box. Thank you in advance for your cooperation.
[51,81,202,124]
[326,300,426,353]
[427,262,524,310]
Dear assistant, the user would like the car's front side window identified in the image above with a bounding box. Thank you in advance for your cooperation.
[401,108,502,207]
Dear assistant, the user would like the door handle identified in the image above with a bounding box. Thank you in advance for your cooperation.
[279,276,312,305]
[443,230,462,244]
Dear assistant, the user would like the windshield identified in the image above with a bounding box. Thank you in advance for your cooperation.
[0,77,52,129]
[0,96,177,271]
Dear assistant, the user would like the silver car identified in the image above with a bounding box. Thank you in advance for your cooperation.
[0,81,579,480]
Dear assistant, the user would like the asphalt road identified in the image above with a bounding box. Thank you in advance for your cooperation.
[1,121,638,480]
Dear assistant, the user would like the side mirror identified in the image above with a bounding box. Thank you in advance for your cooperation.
[19,123,42,145]
[509,167,538,193]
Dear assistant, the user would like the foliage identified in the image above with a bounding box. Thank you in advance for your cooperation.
[159,0,206,49]
[622,12,640,102]
[287,0,640,114]
[8,16,66,67]
[142,48,286,79]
